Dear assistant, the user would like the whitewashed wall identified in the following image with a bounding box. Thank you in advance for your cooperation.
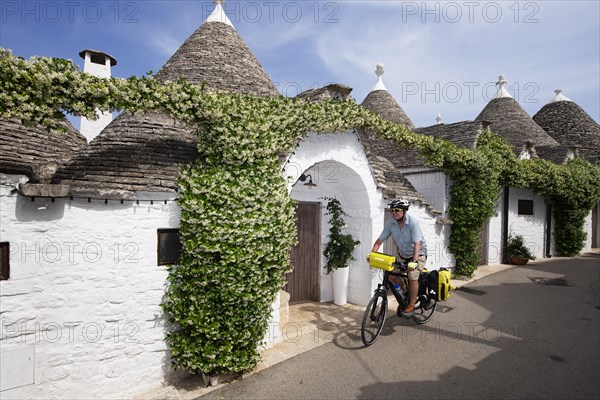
[509,188,549,259]
[488,188,600,262]
[0,166,298,399]
[0,130,455,398]
[583,208,594,253]
[404,170,454,268]
[590,202,600,247]
[488,187,548,263]
[405,171,449,215]
[284,132,451,306]
[0,176,185,399]
[410,205,454,271]
[488,194,505,264]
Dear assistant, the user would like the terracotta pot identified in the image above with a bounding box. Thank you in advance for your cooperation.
[509,257,529,265]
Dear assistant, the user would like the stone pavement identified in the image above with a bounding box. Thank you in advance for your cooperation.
[135,262,519,400]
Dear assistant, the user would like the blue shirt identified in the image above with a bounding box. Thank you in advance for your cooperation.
[378,214,427,258]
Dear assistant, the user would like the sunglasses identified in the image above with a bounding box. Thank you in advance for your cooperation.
[390,208,406,213]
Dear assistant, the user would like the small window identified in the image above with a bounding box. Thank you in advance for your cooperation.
[518,200,534,216]
[157,229,182,266]
[90,53,106,65]
[1,242,9,280]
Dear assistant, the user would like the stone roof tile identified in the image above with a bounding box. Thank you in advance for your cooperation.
[475,97,559,154]
[357,129,435,211]
[154,21,278,97]
[361,90,414,130]
[534,145,573,165]
[52,9,279,196]
[52,112,198,194]
[0,118,86,183]
[415,121,483,150]
[533,99,600,164]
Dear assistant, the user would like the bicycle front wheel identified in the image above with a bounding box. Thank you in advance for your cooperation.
[361,291,388,346]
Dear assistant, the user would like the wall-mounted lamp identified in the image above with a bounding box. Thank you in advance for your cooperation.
[299,174,317,188]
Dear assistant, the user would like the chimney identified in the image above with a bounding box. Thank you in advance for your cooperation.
[79,49,117,142]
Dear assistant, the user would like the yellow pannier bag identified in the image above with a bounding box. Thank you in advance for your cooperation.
[427,268,456,301]
[368,252,396,272]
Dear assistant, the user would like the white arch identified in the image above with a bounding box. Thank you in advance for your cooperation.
[282,130,386,305]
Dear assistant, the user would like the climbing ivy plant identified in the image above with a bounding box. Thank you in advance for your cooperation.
[441,130,516,277]
[2,49,599,374]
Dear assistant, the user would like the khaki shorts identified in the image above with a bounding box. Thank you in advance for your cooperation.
[407,255,427,281]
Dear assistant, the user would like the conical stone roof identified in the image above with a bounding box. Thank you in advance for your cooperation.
[533,92,600,164]
[52,112,197,197]
[154,20,278,97]
[362,90,415,130]
[475,97,558,154]
[0,118,86,183]
[53,5,279,197]
[356,65,436,212]
[361,64,414,129]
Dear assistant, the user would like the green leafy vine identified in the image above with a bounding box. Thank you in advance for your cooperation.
[1,49,599,374]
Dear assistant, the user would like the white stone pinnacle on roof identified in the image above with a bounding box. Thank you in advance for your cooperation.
[436,113,443,124]
[493,74,513,99]
[550,88,572,103]
[206,0,233,27]
[371,63,388,92]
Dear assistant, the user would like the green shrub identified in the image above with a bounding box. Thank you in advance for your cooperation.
[322,198,360,274]
[507,233,536,260]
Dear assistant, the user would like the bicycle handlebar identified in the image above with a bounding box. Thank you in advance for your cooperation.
[388,260,408,276]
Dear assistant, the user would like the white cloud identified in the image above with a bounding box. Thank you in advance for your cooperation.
[8,0,588,126]
[285,0,600,126]
[147,32,183,58]
[240,19,316,50]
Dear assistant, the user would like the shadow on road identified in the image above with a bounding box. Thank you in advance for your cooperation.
[197,254,599,400]
[351,255,600,399]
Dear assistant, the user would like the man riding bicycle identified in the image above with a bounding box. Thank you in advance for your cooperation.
[370,199,427,318]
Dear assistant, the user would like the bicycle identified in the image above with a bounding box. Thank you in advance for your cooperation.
[361,258,437,346]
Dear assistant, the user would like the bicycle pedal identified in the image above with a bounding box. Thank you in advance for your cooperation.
[396,305,406,317]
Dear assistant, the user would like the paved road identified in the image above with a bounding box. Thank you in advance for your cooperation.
[199,254,600,400]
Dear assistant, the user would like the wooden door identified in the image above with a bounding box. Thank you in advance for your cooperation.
[286,202,321,303]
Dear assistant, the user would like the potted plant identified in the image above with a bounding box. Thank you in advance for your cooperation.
[507,233,536,265]
[323,198,360,305]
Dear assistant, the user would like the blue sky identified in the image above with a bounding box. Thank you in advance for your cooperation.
[1,0,599,128]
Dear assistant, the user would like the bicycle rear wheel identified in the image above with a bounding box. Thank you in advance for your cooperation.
[361,291,388,346]
[412,295,437,324]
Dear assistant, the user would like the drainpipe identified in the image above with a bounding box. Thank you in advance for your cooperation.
[502,186,510,264]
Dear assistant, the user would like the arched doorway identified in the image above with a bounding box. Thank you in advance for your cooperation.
[282,131,384,306]
[287,159,372,304]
